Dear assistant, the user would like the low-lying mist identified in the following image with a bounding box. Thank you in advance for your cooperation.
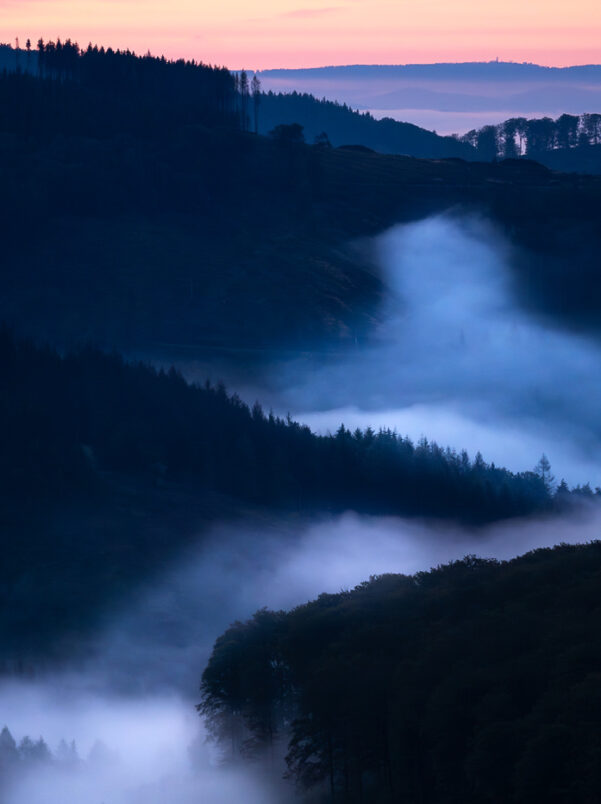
[2,507,600,803]
[150,214,601,487]
[275,214,601,487]
[5,213,601,801]
[0,686,278,804]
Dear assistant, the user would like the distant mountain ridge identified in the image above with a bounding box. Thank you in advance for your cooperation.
[258,61,601,129]
[260,61,601,81]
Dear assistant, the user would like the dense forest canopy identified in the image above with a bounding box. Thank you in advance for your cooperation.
[11,38,238,133]
[5,329,583,522]
[2,44,601,350]
[201,541,601,803]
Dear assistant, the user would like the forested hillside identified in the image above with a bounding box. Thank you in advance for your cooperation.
[1,35,601,802]
[258,91,474,158]
[201,541,601,803]
[2,329,591,660]
[2,46,601,352]
[6,39,237,131]
[3,329,566,520]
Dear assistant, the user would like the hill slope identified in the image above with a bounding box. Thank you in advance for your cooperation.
[2,54,601,352]
[2,330,585,661]
[202,542,601,803]
[257,91,475,157]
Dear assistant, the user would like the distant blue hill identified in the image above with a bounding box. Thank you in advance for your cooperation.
[258,62,601,130]
[260,62,601,82]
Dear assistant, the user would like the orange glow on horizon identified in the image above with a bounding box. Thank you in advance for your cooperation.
[1,0,600,69]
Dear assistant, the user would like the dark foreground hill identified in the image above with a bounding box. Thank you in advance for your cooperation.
[2,330,590,664]
[2,63,601,353]
[201,541,601,804]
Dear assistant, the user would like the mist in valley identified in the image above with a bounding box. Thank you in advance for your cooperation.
[270,214,601,489]
[4,213,601,802]
[162,214,601,486]
[2,502,601,803]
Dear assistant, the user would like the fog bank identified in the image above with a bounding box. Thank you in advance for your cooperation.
[279,215,601,488]
[2,504,599,802]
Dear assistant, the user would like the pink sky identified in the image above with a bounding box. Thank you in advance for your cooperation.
[1,0,600,69]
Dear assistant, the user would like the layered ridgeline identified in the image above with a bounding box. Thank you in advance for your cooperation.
[0,42,473,157]
[257,63,601,173]
[258,62,601,113]
[257,91,474,158]
[259,96,601,174]
[3,44,601,351]
[201,542,601,804]
[4,329,578,521]
[1,330,594,658]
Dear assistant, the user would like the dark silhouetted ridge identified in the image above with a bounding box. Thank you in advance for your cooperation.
[202,541,601,803]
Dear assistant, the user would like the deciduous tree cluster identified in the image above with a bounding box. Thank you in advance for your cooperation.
[201,542,601,803]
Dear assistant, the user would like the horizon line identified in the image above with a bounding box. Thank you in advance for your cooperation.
[255,60,601,72]
[2,43,600,73]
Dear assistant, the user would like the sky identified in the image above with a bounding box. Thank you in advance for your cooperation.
[1,0,600,69]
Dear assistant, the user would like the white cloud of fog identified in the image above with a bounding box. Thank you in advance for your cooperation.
[2,507,600,802]
[67,496,601,701]
[2,719,277,804]
[273,214,601,487]
[152,214,601,487]
[0,681,280,804]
